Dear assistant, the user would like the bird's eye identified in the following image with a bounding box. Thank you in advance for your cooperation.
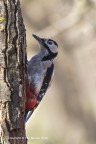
[47,41,53,45]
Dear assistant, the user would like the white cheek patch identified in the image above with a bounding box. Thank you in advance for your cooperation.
[49,45,58,53]
[45,40,58,53]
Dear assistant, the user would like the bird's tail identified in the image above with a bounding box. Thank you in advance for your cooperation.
[24,110,33,123]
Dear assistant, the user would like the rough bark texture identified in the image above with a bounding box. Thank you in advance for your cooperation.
[0,0,27,144]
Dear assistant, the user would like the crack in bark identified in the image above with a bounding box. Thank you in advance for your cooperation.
[0,0,27,143]
[3,1,10,86]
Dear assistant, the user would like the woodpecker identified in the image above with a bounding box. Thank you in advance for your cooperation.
[25,34,58,122]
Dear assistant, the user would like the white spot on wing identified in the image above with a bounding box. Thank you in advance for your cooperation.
[49,69,54,87]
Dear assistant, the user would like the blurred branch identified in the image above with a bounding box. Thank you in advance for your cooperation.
[33,9,80,38]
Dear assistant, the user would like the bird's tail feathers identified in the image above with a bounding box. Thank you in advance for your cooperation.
[24,110,33,123]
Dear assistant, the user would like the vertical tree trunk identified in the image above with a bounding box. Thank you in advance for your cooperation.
[0,0,27,144]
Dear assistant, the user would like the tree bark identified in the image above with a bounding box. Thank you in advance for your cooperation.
[0,0,27,144]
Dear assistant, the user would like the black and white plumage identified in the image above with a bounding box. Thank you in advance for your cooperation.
[25,34,58,122]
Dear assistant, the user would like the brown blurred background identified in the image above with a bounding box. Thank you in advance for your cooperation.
[21,0,96,144]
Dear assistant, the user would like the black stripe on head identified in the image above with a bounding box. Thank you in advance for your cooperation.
[42,53,58,61]
[42,42,58,61]
[48,39,58,47]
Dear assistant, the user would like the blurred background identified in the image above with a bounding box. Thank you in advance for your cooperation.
[21,0,96,144]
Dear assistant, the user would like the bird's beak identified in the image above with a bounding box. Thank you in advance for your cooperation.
[32,34,45,45]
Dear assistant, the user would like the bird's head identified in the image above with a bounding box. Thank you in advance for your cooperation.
[32,34,58,59]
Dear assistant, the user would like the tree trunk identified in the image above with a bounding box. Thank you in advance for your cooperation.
[0,0,27,144]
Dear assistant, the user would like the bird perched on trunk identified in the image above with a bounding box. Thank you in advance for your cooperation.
[25,34,58,122]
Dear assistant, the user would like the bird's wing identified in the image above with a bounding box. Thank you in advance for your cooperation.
[25,63,54,123]
[34,63,54,109]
